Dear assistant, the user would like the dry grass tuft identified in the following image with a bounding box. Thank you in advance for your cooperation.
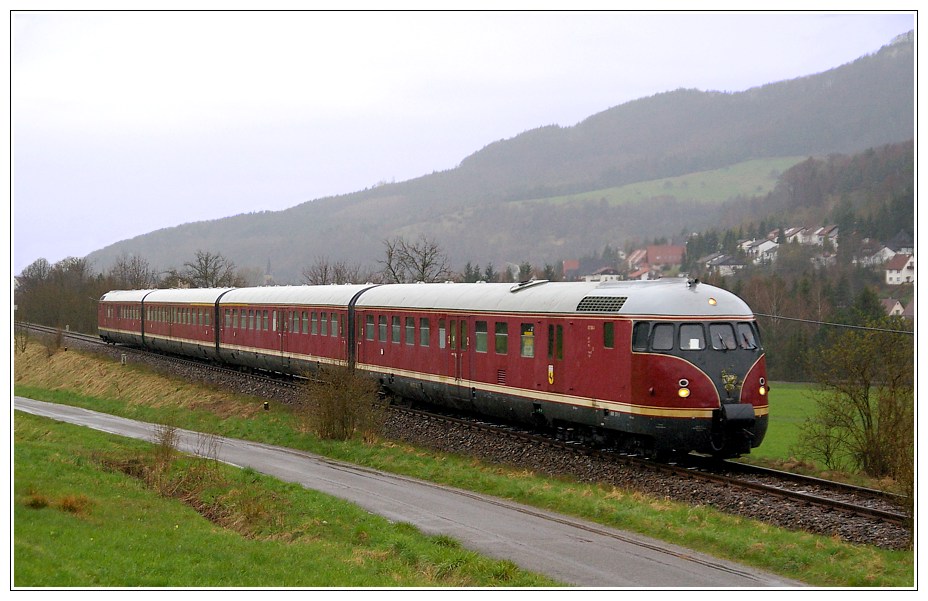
[14,344,265,418]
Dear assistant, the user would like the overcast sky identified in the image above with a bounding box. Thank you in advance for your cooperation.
[11,10,916,275]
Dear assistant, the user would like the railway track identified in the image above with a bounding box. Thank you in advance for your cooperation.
[16,322,912,548]
[389,405,909,527]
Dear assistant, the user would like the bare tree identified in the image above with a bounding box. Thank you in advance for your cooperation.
[379,235,452,283]
[182,250,244,287]
[302,256,365,285]
[109,252,158,289]
[379,238,408,284]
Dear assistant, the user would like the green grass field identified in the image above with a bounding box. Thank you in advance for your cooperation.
[513,156,806,207]
[14,412,557,587]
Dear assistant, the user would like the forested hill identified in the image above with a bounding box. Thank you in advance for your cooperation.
[85,32,914,283]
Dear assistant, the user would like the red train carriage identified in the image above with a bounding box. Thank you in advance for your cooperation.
[215,285,374,373]
[98,289,155,346]
[142,288,231,359]
[98,278,768,458]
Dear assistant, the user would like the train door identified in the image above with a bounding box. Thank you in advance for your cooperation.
[281,309,293,371]
[546,322,567,395]
[272,310,288,371]
[446,317,470,401]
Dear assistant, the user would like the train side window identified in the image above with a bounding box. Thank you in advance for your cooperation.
[548,325,554,359]
[632,322,649,351]
[405,317,415,345]
[460,321,467,350]
[263,310,269,331]
[603,322,615,349]
[321,312,329,336]
[300,311,307,334]
[378,315,387,342]
[438,319,446,349]
[495,322,508,355]
[520,323,535,358]
[419,318,430,346]
[331,313,338,337]
[475,321,488,353]
[309,312,316,335]
[392,316,401,343]
[710,323,736,350]
[365,315,375,341]
[651,323,674,351]
[556,325,564,360]
[679,323,705,350]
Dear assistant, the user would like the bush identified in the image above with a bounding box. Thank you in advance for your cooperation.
[798,316,913,502]
[300,365,384,442]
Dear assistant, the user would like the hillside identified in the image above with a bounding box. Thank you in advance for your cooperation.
[85,33,914,283]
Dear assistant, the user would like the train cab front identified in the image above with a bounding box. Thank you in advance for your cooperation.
[631,317,769,458]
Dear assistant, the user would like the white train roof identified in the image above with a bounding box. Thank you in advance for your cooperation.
[99,289,157,303]
[219,284,375,307]
[99,279,755,318]
[143,288,234,304]
[355,279,754,318]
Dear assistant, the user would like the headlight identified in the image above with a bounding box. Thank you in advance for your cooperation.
[678,387,691,398]
[759,386,766,396]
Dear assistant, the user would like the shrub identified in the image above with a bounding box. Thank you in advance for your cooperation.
[300,365,384,442]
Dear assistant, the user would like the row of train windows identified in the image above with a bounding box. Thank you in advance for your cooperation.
[110,305,212,327]
[632,321,759,352]
[361,316,569,361]
[146,306,211,326]
[112,306,140,320]
[223,309,344,338]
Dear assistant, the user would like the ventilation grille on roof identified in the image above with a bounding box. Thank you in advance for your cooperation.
[576,296,627,312]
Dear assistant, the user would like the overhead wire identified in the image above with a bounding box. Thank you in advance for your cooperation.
[752,312,914,335]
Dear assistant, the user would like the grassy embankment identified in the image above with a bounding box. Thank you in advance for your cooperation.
[13,341,913,587]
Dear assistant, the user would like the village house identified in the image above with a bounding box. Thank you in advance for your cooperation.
[745,238,779,265]
[783,225,838,248]
[646,245,685,269]
[853,238,897,267]
[626,248,648,272]
[881,298,905,316]
[583,267,622,283]
[885,253,915,285]
[699,253,746,277]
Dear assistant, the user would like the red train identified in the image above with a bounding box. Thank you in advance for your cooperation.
[98,279,769,457]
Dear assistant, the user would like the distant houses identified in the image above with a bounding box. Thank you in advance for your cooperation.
[559,224,914,290]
